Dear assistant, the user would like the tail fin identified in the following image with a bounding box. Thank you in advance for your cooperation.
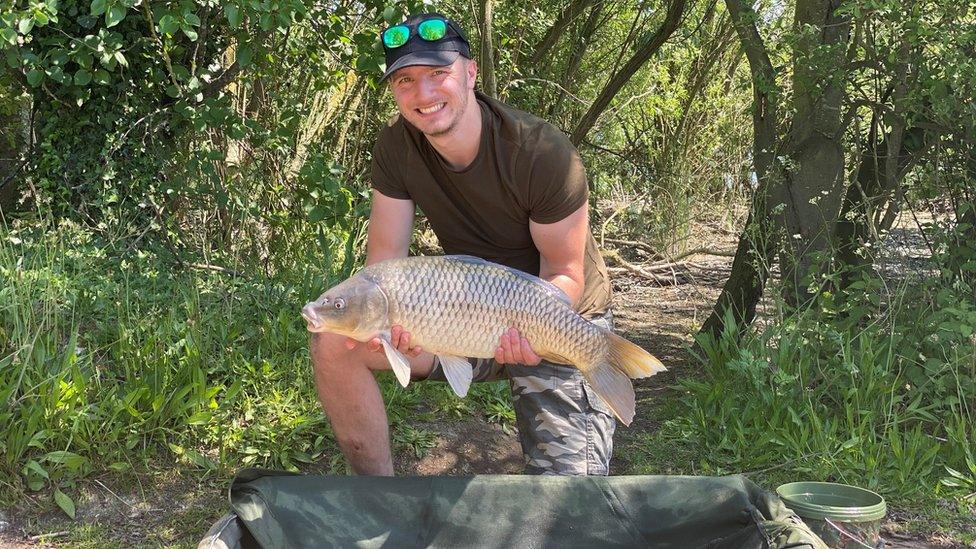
[582,333,666,426]
[607,332,666,378]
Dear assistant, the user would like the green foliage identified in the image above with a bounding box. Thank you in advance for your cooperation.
[680,266,975,501]
[0,218,338,498]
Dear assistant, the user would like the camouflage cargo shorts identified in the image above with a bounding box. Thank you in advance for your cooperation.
[426,311,616,475]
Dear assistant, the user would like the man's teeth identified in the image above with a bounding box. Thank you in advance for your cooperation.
[419,103,445,114]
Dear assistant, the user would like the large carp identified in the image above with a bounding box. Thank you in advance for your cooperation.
[301,255,665,425]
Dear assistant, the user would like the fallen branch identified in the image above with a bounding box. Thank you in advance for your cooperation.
[603,249,677,284]
[604,238,658,256]
[28,531,69,542]
[604,239,736,262]
[667,246,737,261]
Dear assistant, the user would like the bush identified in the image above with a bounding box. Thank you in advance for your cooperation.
[682,271,975,501]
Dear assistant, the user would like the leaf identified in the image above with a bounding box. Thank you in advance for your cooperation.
[185,449,217,469]
[105,5,126,27]
[181,25,197,41]
[186,411,211,425]
[43,450,87,471]
[308,205,325,223]
[26,69,43,86]
[25,460,50,479]
[54,489,76,519]
[90,0,106,16]
[237,45,252,66]
[74,69,92,85]
[184,12,200,26]
[1,28,16,45]
[158,14,178,34]
[225,4,241,28]
[19,17,35,34]
[93,69,110,84]
[114,50,127,67]
[34,10,49,25]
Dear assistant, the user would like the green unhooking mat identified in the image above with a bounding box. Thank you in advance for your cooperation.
[199,468,828,549]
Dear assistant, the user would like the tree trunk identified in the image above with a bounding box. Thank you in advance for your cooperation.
[548,1,605,121]
[0,100,30,215]
[700,0,783,337]
[775,0,851,303]
[835,124,934,280]
[527,0,599,69]
[570,0,687,146]
[478,0,497,97]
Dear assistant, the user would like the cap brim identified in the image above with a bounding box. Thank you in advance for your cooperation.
[380,50,461,82]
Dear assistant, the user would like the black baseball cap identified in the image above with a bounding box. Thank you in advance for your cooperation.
[380,13,471,82]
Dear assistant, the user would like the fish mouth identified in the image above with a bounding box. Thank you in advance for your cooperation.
[300,303,323,331]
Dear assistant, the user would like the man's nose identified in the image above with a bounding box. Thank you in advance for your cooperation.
[417,76,439,100]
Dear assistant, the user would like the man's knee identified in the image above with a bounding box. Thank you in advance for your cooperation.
[310,332,362,376]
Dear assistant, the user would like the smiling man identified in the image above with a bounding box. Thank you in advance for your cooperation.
[309,13,615,476]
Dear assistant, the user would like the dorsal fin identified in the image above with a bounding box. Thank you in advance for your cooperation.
[441,255,572,306]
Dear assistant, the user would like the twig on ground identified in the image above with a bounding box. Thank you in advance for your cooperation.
[28,531,69,541]
[604,239,736,262]
[604,238,659,256]
[667,246,737,261]
[94,479,138,511]
[604,249,679,284]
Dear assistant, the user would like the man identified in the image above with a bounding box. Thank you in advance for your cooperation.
[310,13,615,476]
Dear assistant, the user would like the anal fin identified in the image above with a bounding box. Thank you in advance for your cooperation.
[437,355,473,397]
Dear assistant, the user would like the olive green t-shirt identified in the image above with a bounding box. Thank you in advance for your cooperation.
[370,91,612,318]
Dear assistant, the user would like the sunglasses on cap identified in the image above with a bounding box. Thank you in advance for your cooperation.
[381,17,464,49]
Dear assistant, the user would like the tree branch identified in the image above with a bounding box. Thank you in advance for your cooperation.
[570,0,688,145]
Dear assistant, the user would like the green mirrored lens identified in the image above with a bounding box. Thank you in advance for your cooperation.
[418,19,446,41]
[383,25,410,48]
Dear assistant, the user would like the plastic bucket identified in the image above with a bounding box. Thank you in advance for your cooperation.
[777,482,886,548]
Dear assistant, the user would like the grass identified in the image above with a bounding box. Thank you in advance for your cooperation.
[0,217,518,543]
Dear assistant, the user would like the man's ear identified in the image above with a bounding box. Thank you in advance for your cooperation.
[466,58,478,89]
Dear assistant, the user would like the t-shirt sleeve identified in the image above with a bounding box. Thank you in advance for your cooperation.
[517,125,589,224]
[370,124,411,200]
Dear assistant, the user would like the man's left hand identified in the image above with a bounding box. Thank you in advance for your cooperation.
[495,327,541,366]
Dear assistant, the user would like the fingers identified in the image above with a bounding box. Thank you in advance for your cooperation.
[391,325,422,357]
[495,328,540,366]
[519,335,541,366]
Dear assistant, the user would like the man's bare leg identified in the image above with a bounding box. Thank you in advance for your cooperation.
[310,332,435,475]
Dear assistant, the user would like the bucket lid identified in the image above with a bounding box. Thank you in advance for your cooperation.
[776,482,887,522]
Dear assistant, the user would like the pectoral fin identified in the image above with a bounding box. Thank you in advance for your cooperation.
[437,355,473,397]
[379,335,412,388]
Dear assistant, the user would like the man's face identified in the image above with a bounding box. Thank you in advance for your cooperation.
[388,58,477,138]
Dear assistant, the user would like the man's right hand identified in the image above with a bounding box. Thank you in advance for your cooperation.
[345,325,423,357]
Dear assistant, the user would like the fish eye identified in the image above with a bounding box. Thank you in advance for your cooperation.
[334,298,345,310]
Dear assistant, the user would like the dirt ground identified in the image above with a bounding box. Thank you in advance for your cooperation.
[1,214,971,547]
